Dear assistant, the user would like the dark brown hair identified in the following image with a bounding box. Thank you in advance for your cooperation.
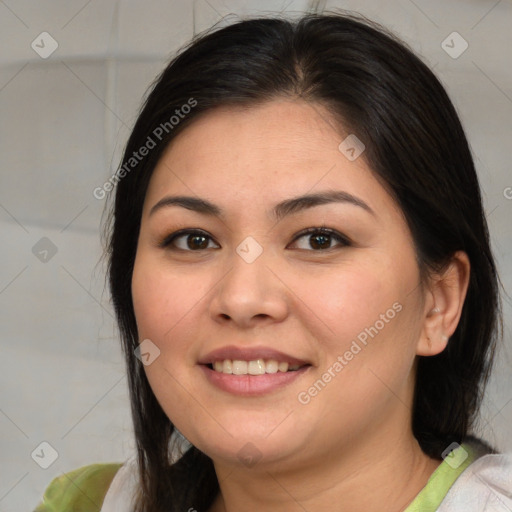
[104,10,504,511]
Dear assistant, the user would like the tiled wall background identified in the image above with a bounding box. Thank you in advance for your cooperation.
[0,1,510,510]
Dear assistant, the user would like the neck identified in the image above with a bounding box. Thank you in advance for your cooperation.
[208,429,441,512]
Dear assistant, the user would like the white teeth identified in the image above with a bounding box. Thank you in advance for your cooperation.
[210,359,304,375]
[223,359,233,374]
[265,360,279,374]
[248,359,265,375]
[232,360,248,375]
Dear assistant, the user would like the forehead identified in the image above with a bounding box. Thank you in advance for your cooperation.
[143,99,400,224]
[159,99,349,165]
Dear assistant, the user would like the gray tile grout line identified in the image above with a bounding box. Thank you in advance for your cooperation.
[60,264,114,319]
[306,0,327,14]
[281,0,295,14]
[2,215,99,235]
[0,471,29,503]
[0,0,29,28]
[486,204,500,218]
[0,62,29,94]
[472,60,512,106]
[60,204,90,233]
[203,0,224,19]
[0,408,29,438]
[470,0,502,30]
[406,0,439,28]
[2,194,94,238]
[60,60,129,128]
[0,203,29,233]
[488,396,512,422]
[60,374,125,439]
[61,0,93,30]
[0,265,28,295]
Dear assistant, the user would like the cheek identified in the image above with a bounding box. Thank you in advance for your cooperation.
[131,255,206,426]
[300,264,417,434]
[131,253,216,367]
[132,261,162,339]
[302,261,395,344]
[300,256,419,392]
[131,255,187,344]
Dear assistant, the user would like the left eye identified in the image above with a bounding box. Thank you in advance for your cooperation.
[160,227,350,252]
[289,228,351,251]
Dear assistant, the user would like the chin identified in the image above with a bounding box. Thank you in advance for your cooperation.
[190,427,303,470]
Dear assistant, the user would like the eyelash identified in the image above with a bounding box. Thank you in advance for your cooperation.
[158,226,351,252]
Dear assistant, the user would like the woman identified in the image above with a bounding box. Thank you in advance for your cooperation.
[34,10,511,512]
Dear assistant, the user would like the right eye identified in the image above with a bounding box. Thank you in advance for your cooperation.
[159,229,220,251]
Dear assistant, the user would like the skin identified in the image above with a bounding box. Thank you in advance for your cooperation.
[131,98,470,512]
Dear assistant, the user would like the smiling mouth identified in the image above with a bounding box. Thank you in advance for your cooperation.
[205,359,310,375]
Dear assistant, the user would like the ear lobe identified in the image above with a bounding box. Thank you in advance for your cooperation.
[416,332,450,357]
[416,251,470,357]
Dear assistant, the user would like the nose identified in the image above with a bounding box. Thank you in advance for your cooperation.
[209,241,290,328]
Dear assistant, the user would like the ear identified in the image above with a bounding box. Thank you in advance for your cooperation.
[416,251,470,357]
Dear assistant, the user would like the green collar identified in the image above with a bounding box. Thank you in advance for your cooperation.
[405,442,479,511]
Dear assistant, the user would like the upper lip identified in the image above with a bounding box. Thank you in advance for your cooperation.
[198,345,311,366]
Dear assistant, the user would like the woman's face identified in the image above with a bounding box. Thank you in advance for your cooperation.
[132,99,432,469]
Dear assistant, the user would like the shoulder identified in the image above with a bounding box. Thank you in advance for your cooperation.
[437,440,512,511]
[33,462,123,512]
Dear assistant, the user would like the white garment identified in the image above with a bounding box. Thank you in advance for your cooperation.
[100,455,138,512]
[102,432,191,511]
[101,449,512,511]
[437,451,512,511]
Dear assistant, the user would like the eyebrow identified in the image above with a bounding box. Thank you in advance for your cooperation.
[149,190,376,221]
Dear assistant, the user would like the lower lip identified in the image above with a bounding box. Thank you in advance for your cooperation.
[199,364,310,396]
